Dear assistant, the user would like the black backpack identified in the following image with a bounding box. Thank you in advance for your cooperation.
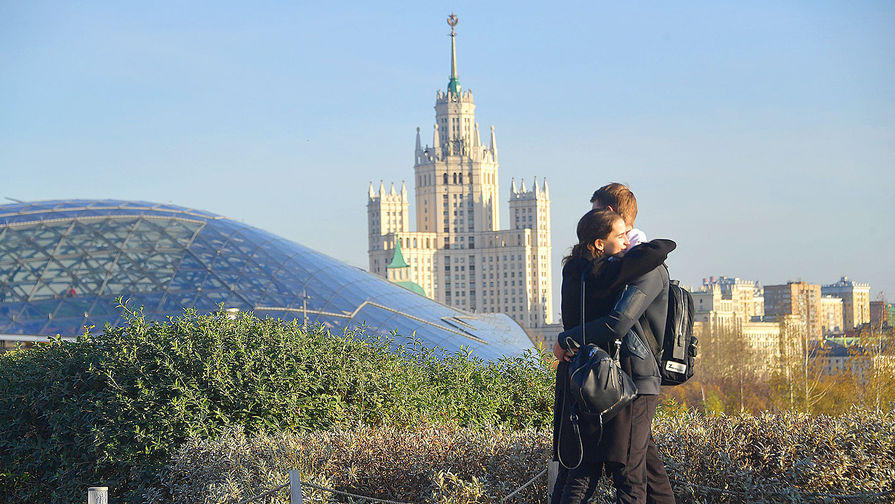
[659,275,698,386]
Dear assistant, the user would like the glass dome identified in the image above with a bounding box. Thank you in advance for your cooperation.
[0,200,533,360]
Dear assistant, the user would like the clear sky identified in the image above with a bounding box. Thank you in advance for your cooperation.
[2,1,894,314]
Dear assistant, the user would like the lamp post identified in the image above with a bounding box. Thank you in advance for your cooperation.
[301,290,310,329]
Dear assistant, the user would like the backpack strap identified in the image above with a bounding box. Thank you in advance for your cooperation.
[638,318,662,361]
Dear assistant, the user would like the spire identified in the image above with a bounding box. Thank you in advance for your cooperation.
[433,124,440,153]
[379,180,385,196]
[511,178,517,194]
[447,13,461,96]
[520,178,527,192]
[414,127,422,164]
[389,182,396,196]
[473,122,480,147]
[489,125,498,161]
[543,177,549,198]
[533,176,539,196]
[368,181,375,199]
[401,180,407,198]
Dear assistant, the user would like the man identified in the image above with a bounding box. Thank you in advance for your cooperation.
[590,183,647,248]
[554,183,676,504]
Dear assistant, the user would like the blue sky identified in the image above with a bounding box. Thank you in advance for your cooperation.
[2,1,894,312]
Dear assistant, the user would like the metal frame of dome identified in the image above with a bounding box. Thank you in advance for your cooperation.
[0,200,533,360]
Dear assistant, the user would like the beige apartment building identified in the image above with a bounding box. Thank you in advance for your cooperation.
[764,281,823,340]
[692,285,736,328]
[822,276,871,329]
[693,276,786,371]
[820,295,844,334]
[368,17,552,329]
[694,276,764,324]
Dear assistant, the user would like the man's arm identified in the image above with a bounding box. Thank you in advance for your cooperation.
[557,267,665,350]
[593,239,675,292]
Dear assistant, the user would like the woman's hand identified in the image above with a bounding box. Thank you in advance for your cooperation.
[553,340,576,362]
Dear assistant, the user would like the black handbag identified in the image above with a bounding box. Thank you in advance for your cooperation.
[564,272,638,463]
[568,342,636,421]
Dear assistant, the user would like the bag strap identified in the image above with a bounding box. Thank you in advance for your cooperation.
[580,271,587,346]
[564,403,584,470]
[566,402,603,469]
[582,269,625,356]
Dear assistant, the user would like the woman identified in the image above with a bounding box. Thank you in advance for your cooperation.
[550,209,676,504]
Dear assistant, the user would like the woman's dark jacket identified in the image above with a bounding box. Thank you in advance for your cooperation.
[553,239,676,468]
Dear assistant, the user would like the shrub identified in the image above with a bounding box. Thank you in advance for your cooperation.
[0,309,554,503]
[150,411,895,504]
[3,309,893,503]
[146,425,548,504]
[657,410,895,502]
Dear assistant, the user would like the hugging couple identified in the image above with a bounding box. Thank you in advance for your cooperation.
[550,183,677,504]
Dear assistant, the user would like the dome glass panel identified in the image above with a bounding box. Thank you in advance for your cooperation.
[0,200,533,359]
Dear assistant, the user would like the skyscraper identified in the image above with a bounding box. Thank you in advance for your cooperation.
[368,14,553,329]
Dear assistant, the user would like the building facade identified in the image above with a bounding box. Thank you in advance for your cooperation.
[695,276,764,324]
[692,285,736,328]
[764,281,823,340]
[820,295,844,334]
[367,16,553,329]
[693,276,783,373]
[870,301,895,328]
[822,276,871,330]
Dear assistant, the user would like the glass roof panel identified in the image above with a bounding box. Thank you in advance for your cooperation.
[0,200,533,359]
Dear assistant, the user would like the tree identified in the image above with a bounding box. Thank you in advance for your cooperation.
[683,318,761,413]
[854,319,895,412]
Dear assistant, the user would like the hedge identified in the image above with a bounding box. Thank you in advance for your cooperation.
[0,309,553,503]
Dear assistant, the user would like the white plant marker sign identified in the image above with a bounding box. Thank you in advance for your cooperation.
[88,486,108,504]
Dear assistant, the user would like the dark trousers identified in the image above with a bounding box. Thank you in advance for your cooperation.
[555,395,675,504]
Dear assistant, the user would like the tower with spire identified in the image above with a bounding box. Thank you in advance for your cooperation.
[368,14,553,329]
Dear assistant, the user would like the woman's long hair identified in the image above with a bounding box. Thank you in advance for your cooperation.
[562,209,623,265]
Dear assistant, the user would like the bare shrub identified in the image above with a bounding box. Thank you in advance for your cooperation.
[149,410,895,503]
[146,424,548,503]
[656,409,895,502]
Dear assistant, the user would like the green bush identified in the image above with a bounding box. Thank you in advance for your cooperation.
[151,411,895,504]
[0,309,554,503]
